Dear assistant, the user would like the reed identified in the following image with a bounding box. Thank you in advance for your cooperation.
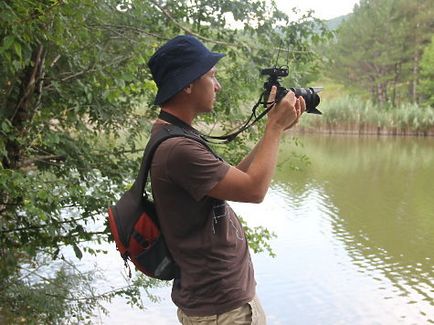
[300,96,434,136]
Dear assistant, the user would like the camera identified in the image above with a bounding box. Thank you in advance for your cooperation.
[261,67,322,114]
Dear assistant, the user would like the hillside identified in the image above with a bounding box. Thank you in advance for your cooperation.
[324,14,351,30]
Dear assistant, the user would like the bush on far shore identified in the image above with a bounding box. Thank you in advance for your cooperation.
[300,96,434,136]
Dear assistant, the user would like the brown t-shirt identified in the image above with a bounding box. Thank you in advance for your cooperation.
[150,124,256,316]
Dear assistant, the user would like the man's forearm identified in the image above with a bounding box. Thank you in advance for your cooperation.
[243,125,283,200]
[236,139,264,172]
[207,89,299,203]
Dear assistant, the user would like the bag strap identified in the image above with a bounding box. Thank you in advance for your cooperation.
[131,118,220,198]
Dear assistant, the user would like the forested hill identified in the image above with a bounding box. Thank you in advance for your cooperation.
[324,0,434,107]
[324,14,351,30]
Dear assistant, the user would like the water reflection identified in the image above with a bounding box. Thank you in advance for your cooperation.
[100,135,434,324]
[274,135,434,323]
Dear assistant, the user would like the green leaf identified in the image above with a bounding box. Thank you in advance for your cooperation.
[1,119,12,133]
[73,244,83,259]
[1,35,15,51]
[13,42,22,59]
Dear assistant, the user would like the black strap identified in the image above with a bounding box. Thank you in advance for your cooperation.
[157,93,275,145]
[200,93,275,144]
[158,111,226,156]
[158,110,199,135]
[132,122,220,198]
[135,113,228,234]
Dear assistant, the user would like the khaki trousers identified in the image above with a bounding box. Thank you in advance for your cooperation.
[177,295,266,325]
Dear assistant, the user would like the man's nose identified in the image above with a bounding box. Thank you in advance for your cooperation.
[215,80,222,92]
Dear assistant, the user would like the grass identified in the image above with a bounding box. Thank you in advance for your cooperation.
[300,95,434,136]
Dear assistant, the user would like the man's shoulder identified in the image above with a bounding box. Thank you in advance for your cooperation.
[159,133,204,149]
[150,123,220,163]
[150,129,206,157]
[151,124,201,146]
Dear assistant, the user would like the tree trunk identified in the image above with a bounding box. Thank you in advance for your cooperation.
[411,50,420,104]
[2,44,45,170]
[377,83,386,105]
[383,82,388,104]
[391,62,400,107]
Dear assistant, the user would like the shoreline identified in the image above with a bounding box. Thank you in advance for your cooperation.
[296,126,434,137]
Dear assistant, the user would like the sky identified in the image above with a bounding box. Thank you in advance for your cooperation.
[275,0,360,20]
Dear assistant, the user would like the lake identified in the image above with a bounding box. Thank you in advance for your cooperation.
[96,134,434,324]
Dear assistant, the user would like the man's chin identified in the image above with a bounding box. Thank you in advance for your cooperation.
[199,105,214,113]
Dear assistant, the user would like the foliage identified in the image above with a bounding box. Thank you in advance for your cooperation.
[300,95,434,134]
[325,0,434,106]
[420,35,434,106]
[1,258,99,324]
[240,217,277,258]
[0,253,165,324]
[0,0,329,322]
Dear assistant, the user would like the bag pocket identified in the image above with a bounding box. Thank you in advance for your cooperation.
[134,236,177,280]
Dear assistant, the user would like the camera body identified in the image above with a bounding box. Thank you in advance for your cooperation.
[261,67,322,114]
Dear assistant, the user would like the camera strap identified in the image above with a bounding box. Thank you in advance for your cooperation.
[158,110,202,136]
[201,92,275,144]
[201,94,275,144]
[158,92,275,144]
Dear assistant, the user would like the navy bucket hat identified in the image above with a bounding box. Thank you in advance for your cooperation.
[147,35,224,106]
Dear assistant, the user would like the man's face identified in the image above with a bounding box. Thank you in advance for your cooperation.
[190,66,221,113]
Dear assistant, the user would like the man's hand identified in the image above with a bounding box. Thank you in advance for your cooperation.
[266,86,304,131]
[285,96,305,130]
[207,86,305,203]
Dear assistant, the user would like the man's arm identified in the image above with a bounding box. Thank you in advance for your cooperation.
[208,87,305,203]
[236,97,306,173]
[236,139,263,172]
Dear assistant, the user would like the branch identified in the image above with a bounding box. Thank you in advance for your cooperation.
[88,10,315,68]
[96,148,143,155]
[18,0,64,24]
[43,285,136,302]
[87,23,166,41]
[11,45,45,123]
[43,55,133,90]
[49,54,61,68]
[149,0,234,47]
[45,66,98,86]
[17,155,66,169]
[0,214,94,234]
[148,0,315,55]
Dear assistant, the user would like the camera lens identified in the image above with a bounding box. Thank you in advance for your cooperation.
[289,87,321,114]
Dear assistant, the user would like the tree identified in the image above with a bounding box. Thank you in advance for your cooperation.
[0,0,328,321]
[1,1,162,321]
[326,0,434,106]
[326,0,398,104]
[420,35,434,106]
[394,0,434,104]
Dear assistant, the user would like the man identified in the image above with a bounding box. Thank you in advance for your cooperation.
[147,35,305,325]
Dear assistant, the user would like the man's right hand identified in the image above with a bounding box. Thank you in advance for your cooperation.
[207,86,304,204]
[266,86,302,131]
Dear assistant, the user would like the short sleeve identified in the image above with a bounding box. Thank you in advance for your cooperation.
[164,138,230,201]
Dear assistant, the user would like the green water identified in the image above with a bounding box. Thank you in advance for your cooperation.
[101,135,434,324]
[279,135,434,265]
[242,135,434,324]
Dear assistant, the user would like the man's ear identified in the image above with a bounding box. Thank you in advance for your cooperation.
[183,83,193,94]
